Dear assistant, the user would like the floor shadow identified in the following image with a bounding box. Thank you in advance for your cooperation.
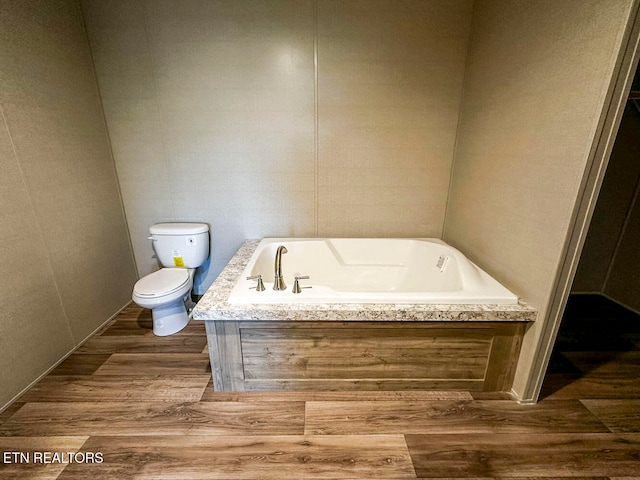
[136,308,154,331]
[539,294,640,399]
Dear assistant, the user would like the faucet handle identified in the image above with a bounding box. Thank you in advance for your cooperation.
[247,275,265,291]
[292,275,310,294]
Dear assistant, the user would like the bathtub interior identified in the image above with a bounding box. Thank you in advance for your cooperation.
[250,238,463,293]
[228,238,519,305]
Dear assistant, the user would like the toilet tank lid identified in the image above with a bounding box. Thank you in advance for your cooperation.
[150,223,209,235]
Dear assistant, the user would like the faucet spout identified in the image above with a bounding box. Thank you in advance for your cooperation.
[273,245,288,290]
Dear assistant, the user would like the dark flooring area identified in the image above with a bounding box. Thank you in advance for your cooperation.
[1,293,639,479]
[540,294,640,401]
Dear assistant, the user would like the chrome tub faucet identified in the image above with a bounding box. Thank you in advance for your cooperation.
[273,245,288,290]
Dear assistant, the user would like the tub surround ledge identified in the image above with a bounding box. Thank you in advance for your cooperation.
[192,240,537,322]
[195,240,534,393]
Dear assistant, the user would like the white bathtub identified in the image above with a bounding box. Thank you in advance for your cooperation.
[227,238,518,305]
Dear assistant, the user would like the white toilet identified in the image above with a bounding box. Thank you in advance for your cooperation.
[132,222,210,336]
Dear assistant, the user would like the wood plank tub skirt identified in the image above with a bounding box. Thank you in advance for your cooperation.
[204,320,526,393]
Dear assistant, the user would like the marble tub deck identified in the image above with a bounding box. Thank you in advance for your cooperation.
[192,240,537,322]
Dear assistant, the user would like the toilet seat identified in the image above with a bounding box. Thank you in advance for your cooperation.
[133,268,190,298]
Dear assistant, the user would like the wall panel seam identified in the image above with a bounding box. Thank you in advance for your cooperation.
[0,105,74,344]
[442,0,476,241]
[142,0,177,221]
[603,170,640,291]
[78,0,139,280]
[313,0,319,236]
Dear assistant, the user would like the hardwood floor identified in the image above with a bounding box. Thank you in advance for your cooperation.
[1,294,639,479]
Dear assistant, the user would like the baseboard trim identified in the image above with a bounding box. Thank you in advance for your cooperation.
[510,387,537,404]
[0,301,133,415]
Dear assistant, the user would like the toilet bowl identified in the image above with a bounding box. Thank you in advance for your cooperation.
[132,222,210,336]
[132,268,196,336]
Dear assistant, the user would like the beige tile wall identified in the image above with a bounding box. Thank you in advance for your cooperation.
[0,0,137,409]
[82,0,473,288]
[83,0,317,291]
[317,0,473,236]
[443,0,634,400]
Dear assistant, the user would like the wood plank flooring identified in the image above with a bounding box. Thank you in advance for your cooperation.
[1,294,639,479]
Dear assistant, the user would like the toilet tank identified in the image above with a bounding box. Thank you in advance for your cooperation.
[149,223,210,268]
